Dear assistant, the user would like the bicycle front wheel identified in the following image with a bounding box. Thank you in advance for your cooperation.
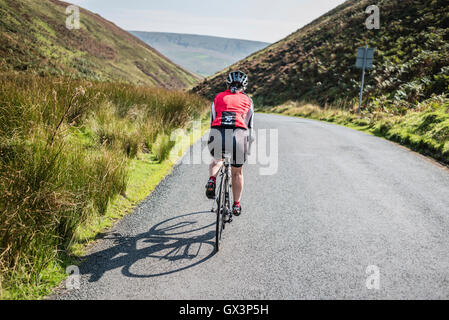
[215,174,226,252]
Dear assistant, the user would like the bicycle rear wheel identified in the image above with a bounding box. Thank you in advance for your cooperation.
[215,174,226,252]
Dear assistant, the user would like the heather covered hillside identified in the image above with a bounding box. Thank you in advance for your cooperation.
[0,0,200,88]
[193,0,449,109]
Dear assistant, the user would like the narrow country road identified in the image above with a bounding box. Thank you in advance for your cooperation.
[54,113,449,300]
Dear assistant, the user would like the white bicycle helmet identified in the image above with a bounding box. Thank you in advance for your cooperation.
[226,70,248,92]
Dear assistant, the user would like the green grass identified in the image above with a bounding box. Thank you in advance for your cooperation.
[0,73,208,299]
[266,96,449,165]
[2,149,204,300]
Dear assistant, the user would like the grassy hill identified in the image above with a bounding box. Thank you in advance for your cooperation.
[193,0,449,108]
[0,0,200,89]
[130,31,269,77]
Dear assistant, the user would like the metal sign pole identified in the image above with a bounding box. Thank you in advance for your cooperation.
[358,45,368,115]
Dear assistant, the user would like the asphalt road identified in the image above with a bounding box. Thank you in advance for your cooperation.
[54,113,449,299]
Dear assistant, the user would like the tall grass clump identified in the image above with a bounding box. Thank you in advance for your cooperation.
[152,133,176,162]
[0,73,208,298]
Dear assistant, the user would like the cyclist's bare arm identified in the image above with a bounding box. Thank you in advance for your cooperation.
[211,102,216,126]
[248,99,255,139]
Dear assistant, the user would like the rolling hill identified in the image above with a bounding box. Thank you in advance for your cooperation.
[192,0,449,108]
[130,31,269,77]
[0,0,200,89]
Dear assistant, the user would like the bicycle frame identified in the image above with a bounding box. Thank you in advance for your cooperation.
[211,154,232,213]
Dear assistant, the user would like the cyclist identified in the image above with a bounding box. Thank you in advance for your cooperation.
[205,70,254,216]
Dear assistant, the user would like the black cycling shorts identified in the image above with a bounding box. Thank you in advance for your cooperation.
[208,126,249,168]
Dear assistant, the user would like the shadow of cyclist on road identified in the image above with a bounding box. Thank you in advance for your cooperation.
[78,211,216,282]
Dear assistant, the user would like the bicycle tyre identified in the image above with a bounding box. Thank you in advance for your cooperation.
[215,173,226,252]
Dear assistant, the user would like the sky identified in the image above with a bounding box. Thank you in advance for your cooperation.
[68,0,346,43]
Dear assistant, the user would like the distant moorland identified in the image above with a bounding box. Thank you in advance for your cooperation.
[130,31,269,77]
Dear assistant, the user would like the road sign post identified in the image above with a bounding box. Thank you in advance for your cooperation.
[356,46,375,114]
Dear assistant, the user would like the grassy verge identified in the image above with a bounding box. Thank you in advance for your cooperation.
[265,97,449,165]
[0,73,208,299]
[69,118,209,255]
[3,130,208,299]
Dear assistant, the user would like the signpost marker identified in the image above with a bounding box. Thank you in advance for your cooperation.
[355,45,375,114]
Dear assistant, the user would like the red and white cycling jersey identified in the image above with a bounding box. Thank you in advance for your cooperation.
[211,89,254,130]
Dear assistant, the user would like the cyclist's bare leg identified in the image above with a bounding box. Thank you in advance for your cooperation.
[231,166,243,203]
[209,158,223,178]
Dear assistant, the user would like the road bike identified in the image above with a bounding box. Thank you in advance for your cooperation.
[211,154,233,252]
